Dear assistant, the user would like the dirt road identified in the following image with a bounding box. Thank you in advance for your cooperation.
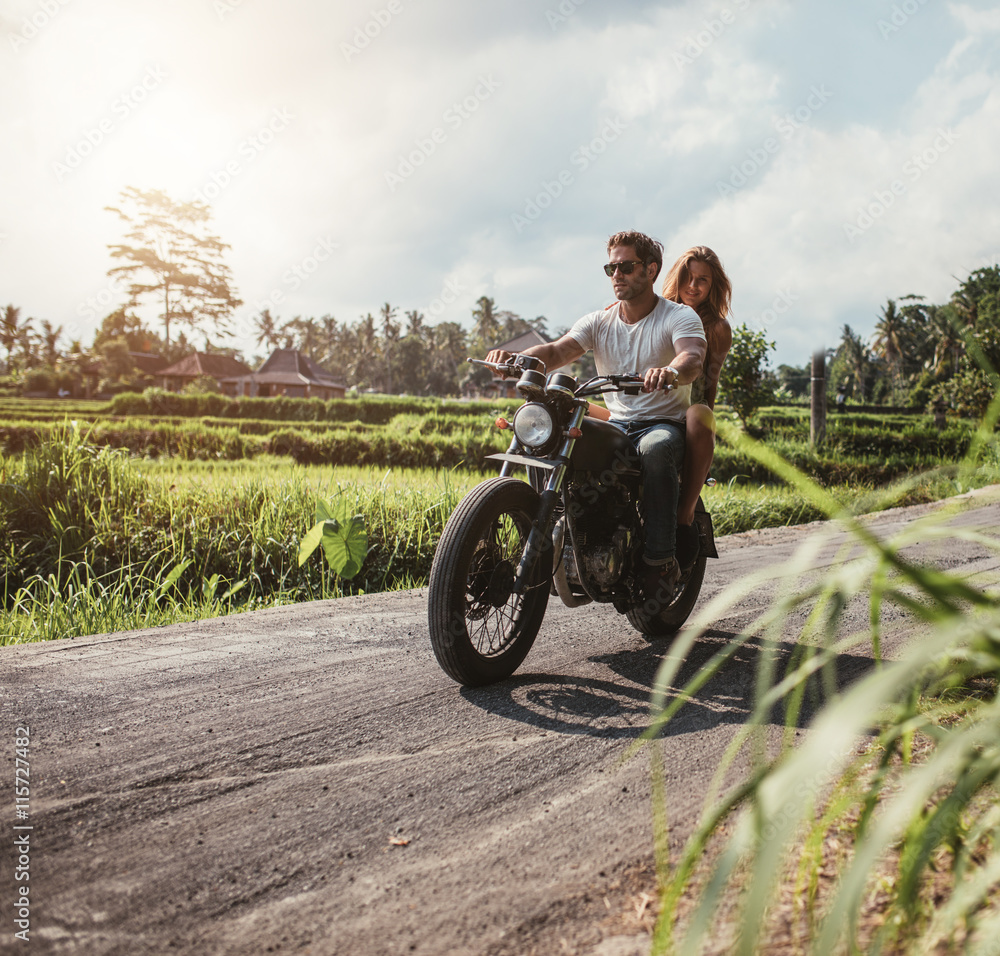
[3,490,999,956]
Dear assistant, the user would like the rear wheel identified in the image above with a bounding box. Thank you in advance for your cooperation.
[626,554,706,636]
[626,496,711,637]
[428,478,552,685]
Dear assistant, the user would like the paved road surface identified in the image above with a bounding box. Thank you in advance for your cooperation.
[3,489,999,956]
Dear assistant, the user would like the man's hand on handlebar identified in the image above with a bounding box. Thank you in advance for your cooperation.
[642,365,678,392]
[482,350,545,379]
[484,349,515,372]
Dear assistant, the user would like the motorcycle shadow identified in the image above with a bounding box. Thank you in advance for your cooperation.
[459,628,880,740]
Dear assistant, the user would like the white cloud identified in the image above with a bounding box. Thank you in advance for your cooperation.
[0,0,998,371]
[948,1,1000,32]
[645,0,1000,362]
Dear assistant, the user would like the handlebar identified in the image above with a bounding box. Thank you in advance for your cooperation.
[578,372,677,396]
[468,354,548,376]
[471,355,676,394]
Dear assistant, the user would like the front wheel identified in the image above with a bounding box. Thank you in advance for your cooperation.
[428,477,552,686]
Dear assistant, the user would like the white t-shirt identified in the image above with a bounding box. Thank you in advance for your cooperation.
[568,296,706,422]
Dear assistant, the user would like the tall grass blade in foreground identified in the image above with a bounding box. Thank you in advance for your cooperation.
[642,412,1000,955]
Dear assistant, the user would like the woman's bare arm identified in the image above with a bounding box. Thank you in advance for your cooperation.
[702,320,733,409]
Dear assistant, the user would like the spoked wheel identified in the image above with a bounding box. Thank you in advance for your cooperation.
[429,477,552,686]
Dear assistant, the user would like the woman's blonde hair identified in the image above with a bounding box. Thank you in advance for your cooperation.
[661,245,732,323]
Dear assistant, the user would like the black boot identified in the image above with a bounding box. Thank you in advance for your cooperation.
[641,557,681,601]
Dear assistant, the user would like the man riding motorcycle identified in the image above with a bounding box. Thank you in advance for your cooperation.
[486,230,706,602]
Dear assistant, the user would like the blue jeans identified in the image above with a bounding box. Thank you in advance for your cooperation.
[610,419,685,563]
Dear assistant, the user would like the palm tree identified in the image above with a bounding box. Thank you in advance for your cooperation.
[379,302,400,392]
[405,309,425,339]
[470,296,500,353]
[872,299,906,398]
[39,319,64,367]
[838,324,870,401]
[253,308,282,351]
[349,312,378,390]
[434,320,466,361]
[283,316,321,358]
[1,304,24,372]
[925,304,965,378]
[15,323,38,369]
[430,321,466,395]
[318,314,340,372]
[951,266,1000,328]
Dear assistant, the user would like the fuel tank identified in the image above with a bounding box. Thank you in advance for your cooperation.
[569,418,641,477]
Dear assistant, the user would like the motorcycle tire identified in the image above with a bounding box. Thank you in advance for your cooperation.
[626,554,707,637]
[428,477,552,686]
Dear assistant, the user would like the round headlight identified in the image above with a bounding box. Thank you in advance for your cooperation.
[513,403,555,448]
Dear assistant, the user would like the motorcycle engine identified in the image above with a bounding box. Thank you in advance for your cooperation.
[578,528,629,591]
[563,478,636,600]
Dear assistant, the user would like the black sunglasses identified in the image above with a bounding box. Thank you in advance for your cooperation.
[603,259,646,277]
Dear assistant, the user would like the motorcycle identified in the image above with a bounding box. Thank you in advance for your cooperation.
[427,353,718,686]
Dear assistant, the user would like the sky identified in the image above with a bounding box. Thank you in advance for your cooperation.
[1,0,999,369]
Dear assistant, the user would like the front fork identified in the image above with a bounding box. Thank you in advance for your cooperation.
[506,403,587,595]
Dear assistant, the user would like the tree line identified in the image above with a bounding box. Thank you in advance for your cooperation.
[0,294,553,399]
[249,298,550,397]
[4,185,999,413]
[0,187,553,397]
[772,265,1000,417]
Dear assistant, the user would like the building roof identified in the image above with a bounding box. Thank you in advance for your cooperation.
[246,349,345,388]
[158,352,252,379]
[81,351,167,377]
[130,352,168,374]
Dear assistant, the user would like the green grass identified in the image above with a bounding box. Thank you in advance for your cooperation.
[3,408,999,646]
[638,416,1000,955]
[0,429,482,644]
[0,395,986,483]
[706,463,1000,537]
[0,559,316,643]
[0,410,515,467]
[8,407,1000,953]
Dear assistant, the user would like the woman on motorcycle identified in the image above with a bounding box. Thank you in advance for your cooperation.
[660,246,733,562]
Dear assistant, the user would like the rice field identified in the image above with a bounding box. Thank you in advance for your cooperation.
[1,402,996,645]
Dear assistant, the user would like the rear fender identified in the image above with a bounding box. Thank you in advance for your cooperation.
[693,503,718,559]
